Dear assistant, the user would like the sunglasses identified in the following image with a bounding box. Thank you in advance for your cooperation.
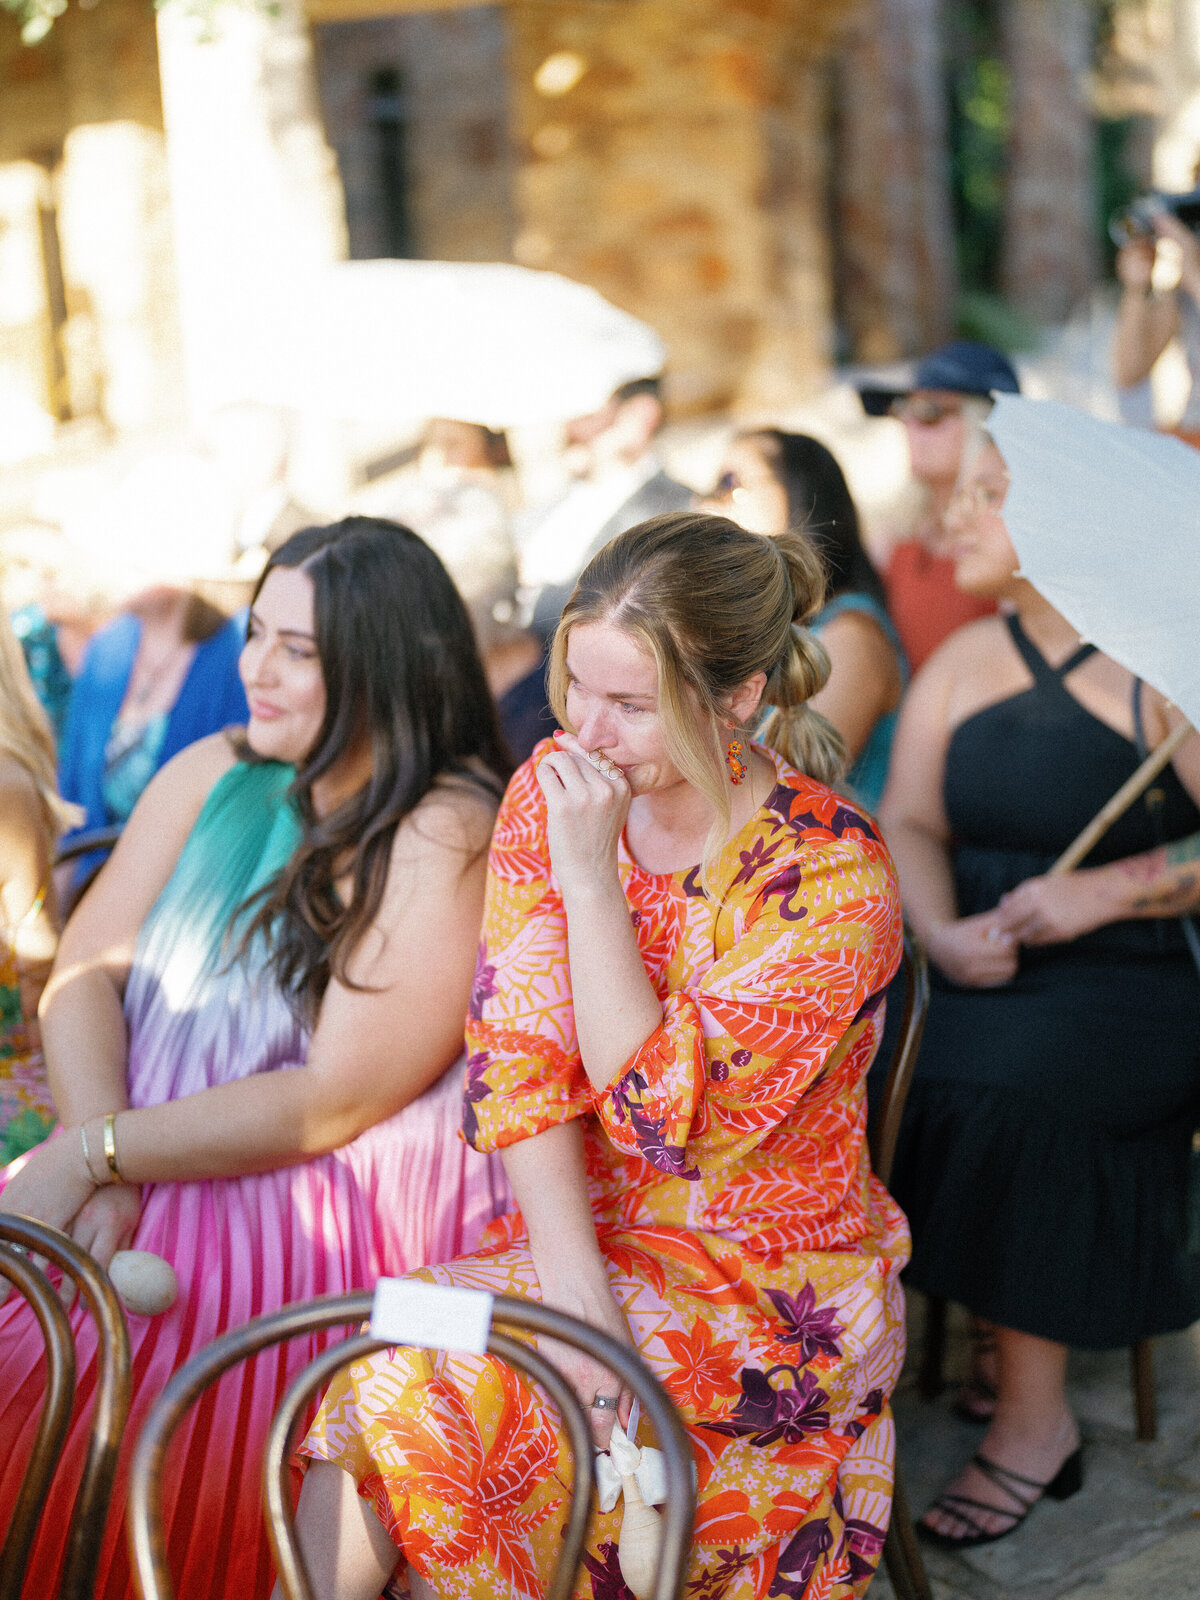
[889,396,965,426]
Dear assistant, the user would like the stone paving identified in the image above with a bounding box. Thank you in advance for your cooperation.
[870,1298,1200,1600]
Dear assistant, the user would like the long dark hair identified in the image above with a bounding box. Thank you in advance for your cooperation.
[745,430,885,604]
[239,517,511,1020]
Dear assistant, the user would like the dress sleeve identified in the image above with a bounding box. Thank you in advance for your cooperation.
[591,829,902,1179]
[462,749,592,1152]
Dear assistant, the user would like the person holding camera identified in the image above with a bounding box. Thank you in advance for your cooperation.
[1112,195,1200,446]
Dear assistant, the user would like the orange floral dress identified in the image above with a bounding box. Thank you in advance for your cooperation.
[302,743,910,1600]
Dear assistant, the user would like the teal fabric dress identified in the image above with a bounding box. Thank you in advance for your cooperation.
[812,591,908,813]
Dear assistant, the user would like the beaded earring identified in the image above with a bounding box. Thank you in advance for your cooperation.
[726,736,747,786]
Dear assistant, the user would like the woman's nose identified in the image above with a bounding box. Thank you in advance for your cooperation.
[575,704,609,750]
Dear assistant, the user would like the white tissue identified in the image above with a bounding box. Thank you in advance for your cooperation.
[594,1419,668,1513]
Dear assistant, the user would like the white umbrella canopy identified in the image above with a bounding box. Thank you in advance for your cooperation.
[256,260,667,429]
[988,393,1200,729]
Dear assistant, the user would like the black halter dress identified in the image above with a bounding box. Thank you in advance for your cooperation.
[890,614,1200,1348]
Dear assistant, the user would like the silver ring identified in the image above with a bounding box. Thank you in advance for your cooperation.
[591,1395,618,1410]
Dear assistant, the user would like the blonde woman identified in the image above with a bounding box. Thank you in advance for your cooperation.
[0,610,79,1161]
[290,511,909,1600]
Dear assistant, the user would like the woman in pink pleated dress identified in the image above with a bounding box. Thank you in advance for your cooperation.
[0,518,512,1598]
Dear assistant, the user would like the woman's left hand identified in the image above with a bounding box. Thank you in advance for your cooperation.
[0,1130,97,1304]
[992,870,1114,946]
[535,733,630,898]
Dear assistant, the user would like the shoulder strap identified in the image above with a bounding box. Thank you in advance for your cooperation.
[1005,612,1096,683]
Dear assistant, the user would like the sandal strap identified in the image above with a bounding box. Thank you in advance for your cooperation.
[971,1452,1047,1511]
[923,1490,1022,1539]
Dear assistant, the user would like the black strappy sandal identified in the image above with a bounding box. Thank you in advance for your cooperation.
[917,1446,1084,1549]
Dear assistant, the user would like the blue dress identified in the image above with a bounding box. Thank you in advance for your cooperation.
[58,610,250,847]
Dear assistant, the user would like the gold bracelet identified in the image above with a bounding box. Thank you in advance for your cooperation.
[79,1122,107,1187]
[102,1112,125,1184]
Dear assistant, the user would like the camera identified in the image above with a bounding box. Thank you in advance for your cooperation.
[1109,187,1200,249]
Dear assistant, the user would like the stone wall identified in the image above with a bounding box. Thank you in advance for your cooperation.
[313,5,515,262]
[504,0,858,412]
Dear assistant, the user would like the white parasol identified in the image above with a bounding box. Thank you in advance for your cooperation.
[988,393,1200,867]
[255,260,667,429]
[989,393,1200,729]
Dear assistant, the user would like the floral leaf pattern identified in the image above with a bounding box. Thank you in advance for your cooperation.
[304,741,911,1600]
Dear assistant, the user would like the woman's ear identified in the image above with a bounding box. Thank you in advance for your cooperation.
[726,670,768,729]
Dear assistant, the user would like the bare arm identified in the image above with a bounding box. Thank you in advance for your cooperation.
[877,642,1017,987]
[809,609,902,766]
[535,739,662,1091]
[101,790,492,1182]
[500,1120,633,1444]
[40,735,236,1127]
[994,709,1200,944]
[1112,241,1177,388]
[0,762,60,1030]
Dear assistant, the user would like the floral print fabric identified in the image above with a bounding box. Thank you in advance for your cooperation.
[303,743,910,1600]
[0,937,54,1165]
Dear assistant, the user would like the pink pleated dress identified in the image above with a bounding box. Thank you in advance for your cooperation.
[0,759,510,1598]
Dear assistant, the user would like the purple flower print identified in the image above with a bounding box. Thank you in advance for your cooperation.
[608,1068,648,1126]
[764,1283,844,1364]
[712,1364,831,1446]
[628,1106,700,1181]
[842,1516,887,1585]
[758,865,807,922]
[767,1516,834,1598]
[733,835,781,887]
[582,1541,634,1600]
[468,943,498,1020]
[460,1049,492,1147]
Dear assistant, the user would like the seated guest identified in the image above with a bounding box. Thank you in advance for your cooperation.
[362,475,549,763]
[707,429,905,811]
[516,375,693,644]
[0,610,80,1162]
[1,519,106,743]
[58,452,257,861]
[879,433,1200,1547]
[0,518,512,1598]
[857,340,1018,672]
[291,511,909,1600]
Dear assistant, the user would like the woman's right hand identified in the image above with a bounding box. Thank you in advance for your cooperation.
[532,1253,636,1450]
[926,912,1017,988]
[69,1184,142,1271]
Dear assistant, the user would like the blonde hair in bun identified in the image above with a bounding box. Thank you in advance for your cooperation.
[548,512,845,881]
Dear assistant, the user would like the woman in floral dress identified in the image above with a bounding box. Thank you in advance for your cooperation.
[297,511,910,1600]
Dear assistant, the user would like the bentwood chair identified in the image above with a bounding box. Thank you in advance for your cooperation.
[128,1291,695,1600]
[0,1215,132,1600]
[867,931,934,1600]
[53,825,123,918]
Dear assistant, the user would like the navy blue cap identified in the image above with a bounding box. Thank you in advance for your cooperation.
[857,340,1021,417]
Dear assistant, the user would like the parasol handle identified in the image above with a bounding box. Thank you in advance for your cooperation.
[1050,719,1194,875]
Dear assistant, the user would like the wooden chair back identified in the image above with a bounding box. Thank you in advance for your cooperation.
[0,1216,132,1600]
[868,929,931,1190]
[867,931,934,1600]
[128,1290,695,1600]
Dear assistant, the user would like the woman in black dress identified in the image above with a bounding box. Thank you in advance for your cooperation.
[879,431,1200,1547]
